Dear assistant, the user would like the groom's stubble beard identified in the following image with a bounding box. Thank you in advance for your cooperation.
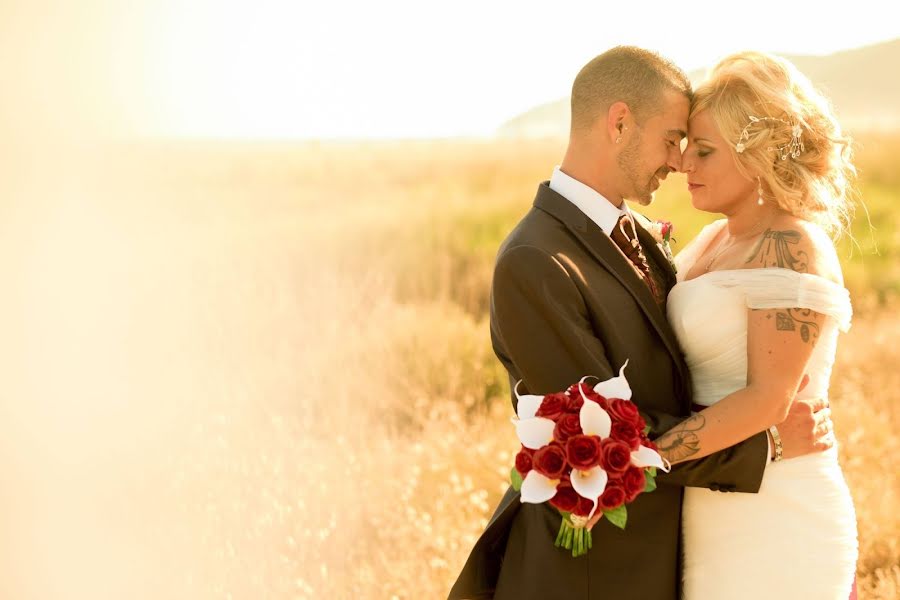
[616,129,655,206]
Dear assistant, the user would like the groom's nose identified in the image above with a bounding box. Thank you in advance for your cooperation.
[667,150,683,174]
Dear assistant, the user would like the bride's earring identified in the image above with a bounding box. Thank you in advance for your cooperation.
[757,177,765,206]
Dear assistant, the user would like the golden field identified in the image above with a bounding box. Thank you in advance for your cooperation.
[2,134,898,599]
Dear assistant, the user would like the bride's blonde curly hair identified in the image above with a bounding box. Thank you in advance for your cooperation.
[691,51,857,239]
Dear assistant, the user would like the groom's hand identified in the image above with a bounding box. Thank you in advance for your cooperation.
[775,396,834,460]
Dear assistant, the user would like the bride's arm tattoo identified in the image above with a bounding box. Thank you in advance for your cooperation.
[746,228,809,272]
[774,308,821,343]
[754,309,823,344]
[656,414,705,462]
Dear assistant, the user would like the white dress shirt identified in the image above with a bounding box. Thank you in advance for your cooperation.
[549,166,630,236]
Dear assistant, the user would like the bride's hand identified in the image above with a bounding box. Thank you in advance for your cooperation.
[776,396,834,460]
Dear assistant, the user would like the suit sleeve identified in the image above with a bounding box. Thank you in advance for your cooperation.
[492,244,768,493]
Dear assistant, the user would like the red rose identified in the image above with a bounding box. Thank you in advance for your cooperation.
[549,481,579,512]
[572,494,596,518]
[566,382,590,398]
[622,466,646,502]
[584,389,609,409]
[599,438,632,474]
[536,392,568,421]
[515,448,534,476]
[598,483,627,511]
[661,221,674,239]
[565,384,609,411]
[554,413,583,442]
[533,444,568,479]
[610,420,641,450]
[565,393,584,413]
[606,398,643,429]
[565,434,602,470]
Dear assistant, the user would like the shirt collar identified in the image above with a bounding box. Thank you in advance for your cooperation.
[549,166,629,236]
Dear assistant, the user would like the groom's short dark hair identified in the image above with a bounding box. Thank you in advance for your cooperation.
[571,46,692,133]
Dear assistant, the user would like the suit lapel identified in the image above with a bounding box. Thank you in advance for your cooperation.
[533,183,687,386]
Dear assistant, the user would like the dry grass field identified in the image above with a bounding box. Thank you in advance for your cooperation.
[2,135,897,598]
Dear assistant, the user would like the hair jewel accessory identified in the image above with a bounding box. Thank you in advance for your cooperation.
[735,115,804,160]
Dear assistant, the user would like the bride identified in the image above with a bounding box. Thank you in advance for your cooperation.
[656,52,857,599]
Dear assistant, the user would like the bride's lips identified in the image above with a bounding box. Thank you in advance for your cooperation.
[688,182,704,191]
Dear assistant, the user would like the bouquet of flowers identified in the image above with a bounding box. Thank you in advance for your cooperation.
[509,360,669,557]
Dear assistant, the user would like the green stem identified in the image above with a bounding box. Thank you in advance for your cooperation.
[554,520,567,547]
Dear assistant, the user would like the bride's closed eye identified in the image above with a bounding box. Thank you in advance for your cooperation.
[691,143,714,158]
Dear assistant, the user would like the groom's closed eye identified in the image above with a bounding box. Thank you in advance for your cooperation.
[666,129,686,146]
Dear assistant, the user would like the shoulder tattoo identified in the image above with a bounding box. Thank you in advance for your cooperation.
[746,229,809,273]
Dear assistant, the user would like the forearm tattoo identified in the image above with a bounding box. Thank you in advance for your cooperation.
[657,414,705,462]
[746,229,809,273]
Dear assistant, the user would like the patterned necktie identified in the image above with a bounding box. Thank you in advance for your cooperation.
[609,213,662,305]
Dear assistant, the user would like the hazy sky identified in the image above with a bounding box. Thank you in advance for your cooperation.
[4,0,898,140]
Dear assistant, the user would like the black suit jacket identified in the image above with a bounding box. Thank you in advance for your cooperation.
[447,182,768,600]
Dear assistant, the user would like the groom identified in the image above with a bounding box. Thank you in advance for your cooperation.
[448,47,834,600]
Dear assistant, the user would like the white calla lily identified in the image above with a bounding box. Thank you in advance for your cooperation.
[579,396,611,438]
[510,416,556,449]
[520,470,560,503]
[593,359,633,400]
[570,466,608,520]
[578,375,600,387]
[630,445,671,471]
[514,379,544,419]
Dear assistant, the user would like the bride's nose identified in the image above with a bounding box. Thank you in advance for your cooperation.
[680,155,694,174]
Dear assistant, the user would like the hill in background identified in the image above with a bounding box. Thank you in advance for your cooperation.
[498,38,900,137]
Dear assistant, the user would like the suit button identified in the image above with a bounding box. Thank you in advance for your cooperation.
[709,483,720,492]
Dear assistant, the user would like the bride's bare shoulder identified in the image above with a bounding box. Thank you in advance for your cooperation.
[678,218,727,253]
[744,214,843,284]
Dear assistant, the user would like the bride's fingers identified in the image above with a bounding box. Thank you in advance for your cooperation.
[808,396,829,413]
[814,416,833,438]
[813,407,833,427]
[815,431,836,450]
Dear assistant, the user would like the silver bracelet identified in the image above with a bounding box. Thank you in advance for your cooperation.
[768,425,784,462]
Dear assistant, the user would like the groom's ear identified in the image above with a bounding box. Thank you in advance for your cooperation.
[606,101,632,144]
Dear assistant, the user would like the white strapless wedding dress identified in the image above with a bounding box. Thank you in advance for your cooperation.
[667,220,858,600]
